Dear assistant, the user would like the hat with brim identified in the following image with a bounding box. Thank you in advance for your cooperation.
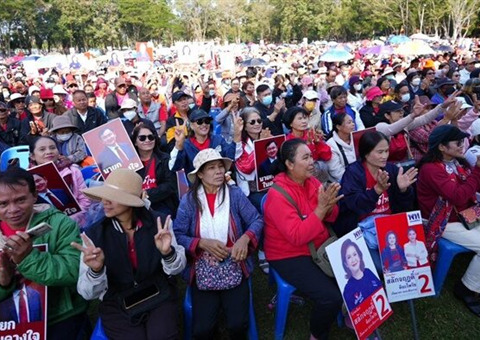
[379,100,404,116]
[187,149,233,183]
[10,93,25,102]
[82,169,145,207]
[456,97,473,110]
[365,86,384,101]
[428,125,469,151]
[50,115,78,133]
[434,78,456,89]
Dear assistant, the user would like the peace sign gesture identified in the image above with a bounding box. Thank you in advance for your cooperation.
[154,216,173,255]
[411,95,426,118]
[174,118,187,150]
[233,112,244,143]
[71,233,105,273]
[198,77,211,98]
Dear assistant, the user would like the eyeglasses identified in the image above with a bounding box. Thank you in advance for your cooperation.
[426,72,434,75]
[193,118,212,125]
[248,119,263,125]
[138,134,155,142]
[68,84,78,88]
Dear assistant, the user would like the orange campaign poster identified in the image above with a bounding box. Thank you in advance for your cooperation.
[136,42,153,62]
[326,228,393,340]
[375,211,435,303]
[253,135,285,191]
[82,118,143,178]
[0,244,48,339]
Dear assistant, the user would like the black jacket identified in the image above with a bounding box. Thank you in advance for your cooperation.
[253,101,285,136]
[105,91,138,119]
[0,117,21,146]
[359,103,386,128]
[64,107,108,134]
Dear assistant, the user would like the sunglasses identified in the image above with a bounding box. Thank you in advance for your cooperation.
[193,118,212,125]
[68,84,78,88]
[0,109,7,113]
[138,134,155,142]
[248,119,263,125]
[117,84,126,88]
[426,72,434,75]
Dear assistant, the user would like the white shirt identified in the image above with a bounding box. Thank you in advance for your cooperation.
[404,241,428,267]
[459,68,471,85]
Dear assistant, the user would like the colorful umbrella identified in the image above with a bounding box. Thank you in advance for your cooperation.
[319,48,354,62]
[387,35,411,45]
[395,41,435,56]
[361,45,394,57]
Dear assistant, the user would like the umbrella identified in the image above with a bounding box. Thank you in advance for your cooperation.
[435,45,454,53]
[387,35,411,45]
[35,54,68,69]
[395,41,435,56]
[241,58,267,67]
[22,55,41,62]
[319,48,354,62]
[410,33,435,42]
[361,45,394,57]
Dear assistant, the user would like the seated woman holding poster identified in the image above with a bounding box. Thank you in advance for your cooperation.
[333,131,417,269]
[235,107,272,213]
[173,149,263,339]
[264,139,343,340]
[417,124,480,317]
[169,109,242,175]
[403,228,428,268]
[381,231,407,273]
[74,169,186,339]
[341,238,383,311]
[283,107,332,183]
[29,136,91,228]
[132,123,179,217]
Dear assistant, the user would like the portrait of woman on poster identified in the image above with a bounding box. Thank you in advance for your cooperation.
[381,231,407,273]
[342,239,383,311]
[403,228,428,268]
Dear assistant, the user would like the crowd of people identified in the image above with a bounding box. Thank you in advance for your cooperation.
[1,43,480,339]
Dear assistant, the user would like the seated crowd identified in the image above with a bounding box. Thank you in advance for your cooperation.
[1,56,480,340]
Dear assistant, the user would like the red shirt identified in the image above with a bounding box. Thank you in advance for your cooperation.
[190,137,211,151]
[206,193,216,216]
[142,158,157,190]
[0,221,26,237]
[127,220,144,270]
[362,163,391,219]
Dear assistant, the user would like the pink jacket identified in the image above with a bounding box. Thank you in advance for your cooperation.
[60,165,91,228]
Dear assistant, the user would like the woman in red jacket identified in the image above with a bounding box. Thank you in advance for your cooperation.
[417,124,480,317]
[264,138,343,340]
[283,107,332,183]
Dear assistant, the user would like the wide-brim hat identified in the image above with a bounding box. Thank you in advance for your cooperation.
[82,169,145,207]
[50,115,78,133]
[187,149,232,183]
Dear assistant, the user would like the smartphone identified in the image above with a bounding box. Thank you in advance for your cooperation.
[27,222,53,240]
[123,284,160,310]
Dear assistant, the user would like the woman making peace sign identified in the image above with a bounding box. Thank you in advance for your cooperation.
[72,169,186,340]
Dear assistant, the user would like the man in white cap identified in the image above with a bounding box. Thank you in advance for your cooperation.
[119,98,156,136]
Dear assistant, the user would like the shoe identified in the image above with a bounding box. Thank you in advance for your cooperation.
[454,280,480,317]
[259,259,269,274]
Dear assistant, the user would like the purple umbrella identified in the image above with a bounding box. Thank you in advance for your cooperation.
[362,45,394,56]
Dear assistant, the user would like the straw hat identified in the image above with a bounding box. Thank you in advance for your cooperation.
[187,149,232,183]
[82,169,145,207]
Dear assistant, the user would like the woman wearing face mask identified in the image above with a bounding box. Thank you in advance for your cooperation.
[119,98,156,137]
[50,115,88,165]
[406,72,422,99]
[303,90,321,131]
[347,76,364,111]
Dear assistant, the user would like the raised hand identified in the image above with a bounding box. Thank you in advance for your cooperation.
[154,216,173,255]
[441,90,461,108]
[444,100,463,121]
[71,233,105,273]
[3,232,33,265]
[374,169,390,194]
[260,127,272,139]
[410,95,426,118]
[174,118,187,150]
[396,166,418,192]
[316,182,344,220]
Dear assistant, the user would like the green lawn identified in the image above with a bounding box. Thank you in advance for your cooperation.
[88,253,480,339]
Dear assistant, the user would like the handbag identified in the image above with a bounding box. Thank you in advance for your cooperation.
[271,183,337,277]
[456,205,480,230]
[117,276,171,325]
[195,252,243,290]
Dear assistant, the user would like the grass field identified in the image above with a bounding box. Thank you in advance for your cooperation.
[88,252,480,339]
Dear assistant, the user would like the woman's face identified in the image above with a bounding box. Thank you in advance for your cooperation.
[372,95,383,106]
[191,118,211,138]
[365,139,389,169]
[337,115,355,135]
[440,139,465,160]
[386,109,404,123]
[408,230,417,242]
[135,128,156,152]
[388,233,396,246]
[28,102,43,116]
[333,93,347,108]
[380,79,390,91]
[244,113,263,137]
[102,199,131,219]
[198,160,226,189]
[345,245,361,275]
[288,144,314,180]
[291,113,309,132]
[31,138,59,165]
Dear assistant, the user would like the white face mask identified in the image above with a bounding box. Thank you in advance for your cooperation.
[411,78,421,87]
[56,132,72,142]
[353,84,363,92]
[123,110,137,121]
[401,93,411,103]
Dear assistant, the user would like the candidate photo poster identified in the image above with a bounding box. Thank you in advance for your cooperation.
[28,162,81,216]
[176,169,189,200]
[0,244,48,340]
[253,135,286,191]
[375,211,435,303]
[326,228,393,340]
[83,118,143,179]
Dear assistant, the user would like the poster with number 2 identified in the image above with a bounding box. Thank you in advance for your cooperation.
[326,228,393,340]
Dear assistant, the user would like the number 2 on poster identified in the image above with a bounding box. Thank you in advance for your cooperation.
[416,272,434,295]
[372,290,391,320]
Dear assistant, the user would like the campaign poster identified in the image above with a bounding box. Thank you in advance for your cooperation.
[107,51,125,68]
[176,42,199,64]
[375,211,435,303]
[326,228,393,340]
[136,42,153,62]
[254,135,286,191]
[0,244,47,339]
[82,118,143,179]
[352,127,375,159]
[28,162,81,216]
[176,169,189,199]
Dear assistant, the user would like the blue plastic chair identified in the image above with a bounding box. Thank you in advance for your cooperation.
[90,318,108,340]
[0,145,30,171]
[269,267,297,340]
[81,165,100,181]
[433,238,473,296]
[183,279,258,340]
